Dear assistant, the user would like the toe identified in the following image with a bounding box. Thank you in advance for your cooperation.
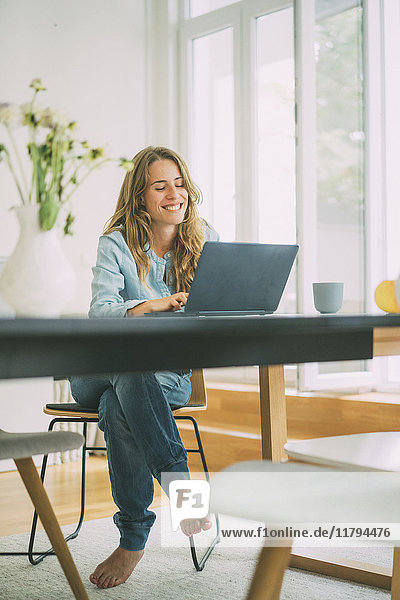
[102,576,112,589]
[96,573,107,588]
[202,519,212,531]
[192,521,201,535]
[188,522,196,536]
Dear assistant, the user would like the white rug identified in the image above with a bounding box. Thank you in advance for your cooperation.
[0,510,393,600]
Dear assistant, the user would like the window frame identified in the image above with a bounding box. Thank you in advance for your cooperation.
[169,0,394,391]
[296,0,384,391]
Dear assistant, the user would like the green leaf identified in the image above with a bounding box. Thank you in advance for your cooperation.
[39,194,60,230]
[63,212,75,236]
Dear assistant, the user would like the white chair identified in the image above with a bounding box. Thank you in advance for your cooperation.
[210,459,400,600]
[0,428,89,600]
[285,432,400,599]
[284,432,400,471]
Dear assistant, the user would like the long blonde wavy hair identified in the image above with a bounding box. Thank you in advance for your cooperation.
[104,146,205,292]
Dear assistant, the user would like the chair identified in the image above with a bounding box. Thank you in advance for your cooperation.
[210,459,400,600]
[28,369,220,571]
[0,428,89,600]
[284,432,400,599]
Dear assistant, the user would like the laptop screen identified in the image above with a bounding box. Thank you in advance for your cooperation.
[185,242,298,315]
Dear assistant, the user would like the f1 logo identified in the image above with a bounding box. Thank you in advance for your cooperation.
[169,480,210,531]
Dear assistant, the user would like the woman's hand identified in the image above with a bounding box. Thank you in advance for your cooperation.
[127,292,189,317]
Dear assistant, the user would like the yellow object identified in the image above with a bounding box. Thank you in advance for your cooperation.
[374,280,400,313]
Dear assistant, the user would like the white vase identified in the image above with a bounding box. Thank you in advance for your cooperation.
[0,204,76,317]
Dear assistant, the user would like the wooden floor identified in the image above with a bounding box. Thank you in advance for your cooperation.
[2,384,400,538]
[1,456,117,537]
[0,421,261,537]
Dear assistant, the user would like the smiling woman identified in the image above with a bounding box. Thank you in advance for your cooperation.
[101,146,216,309]
[144,160,189,237]
[68,145,219,589]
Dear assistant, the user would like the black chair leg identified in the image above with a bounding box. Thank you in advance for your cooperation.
[174,415,220,571]
[27,418,90,564]
[0,418,68,560]
[0,458,63,559]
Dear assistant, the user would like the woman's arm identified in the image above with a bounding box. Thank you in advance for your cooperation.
[89,235,145,318]
[128,222,219,316]
[127,292,189,316]
[89,234,189,318]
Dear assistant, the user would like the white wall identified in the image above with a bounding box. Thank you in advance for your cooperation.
[0,0,148,466]
[0,0,148,313]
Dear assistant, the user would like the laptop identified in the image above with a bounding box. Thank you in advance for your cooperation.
[147,241,298,317]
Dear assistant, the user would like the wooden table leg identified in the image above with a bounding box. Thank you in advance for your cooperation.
[246,545,292,600]
[391,547,400,599]
[14,457,89,600]
[259,365,287,461]
[258,365,396,593]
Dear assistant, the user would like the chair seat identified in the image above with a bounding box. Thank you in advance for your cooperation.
[44,402,206,418]
[210,459,400,525]
[44,403,99,419]
[0,429,84,460]
[285,432,400,471]
[173,404,206,412]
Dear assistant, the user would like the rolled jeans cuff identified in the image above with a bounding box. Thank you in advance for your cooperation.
[117,521,154,552]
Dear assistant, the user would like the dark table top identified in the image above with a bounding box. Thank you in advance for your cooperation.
[1,313,399,379]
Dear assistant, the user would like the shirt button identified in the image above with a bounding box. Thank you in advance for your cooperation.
[165,252,171,258]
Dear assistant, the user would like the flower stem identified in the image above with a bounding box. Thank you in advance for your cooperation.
[4,148,26,204]
[49,130,59,197]
[27,89,38,203]
[5,124,29,199]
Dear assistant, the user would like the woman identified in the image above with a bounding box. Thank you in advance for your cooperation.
[70,146,219,589]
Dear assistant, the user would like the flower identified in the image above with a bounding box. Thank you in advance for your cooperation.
[0,80,134,232]
[87,147,104,161]
[29,78,46,92]
[37,107,69,129]
[0,103,21,127]
[120,158,134,172]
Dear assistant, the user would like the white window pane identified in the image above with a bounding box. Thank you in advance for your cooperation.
[256,8,296,245]
[192,28,235,240]
[315,2,365,375]
[189,0,241,18]
[384,1,400,386]
[256,8,296,314]
[316,4,364,311]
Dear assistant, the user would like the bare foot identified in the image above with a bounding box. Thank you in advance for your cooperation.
[89,547,144,589]
[180,516,213,537]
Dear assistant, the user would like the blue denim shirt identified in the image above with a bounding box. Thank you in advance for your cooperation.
[89,223,219,319]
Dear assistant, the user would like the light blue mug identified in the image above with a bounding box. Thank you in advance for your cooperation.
[312,282,344,314]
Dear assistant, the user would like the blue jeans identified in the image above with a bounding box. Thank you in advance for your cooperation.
[69,370,191,551]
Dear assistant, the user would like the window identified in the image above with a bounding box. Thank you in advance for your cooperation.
[382,0,400,389]
[257,10,295,247]
[256,8,296,313]
[180,0,296,385]
[172,0,397,390]
[189,0,242,18]
[191,28,236,240]
[315,1,367,381]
